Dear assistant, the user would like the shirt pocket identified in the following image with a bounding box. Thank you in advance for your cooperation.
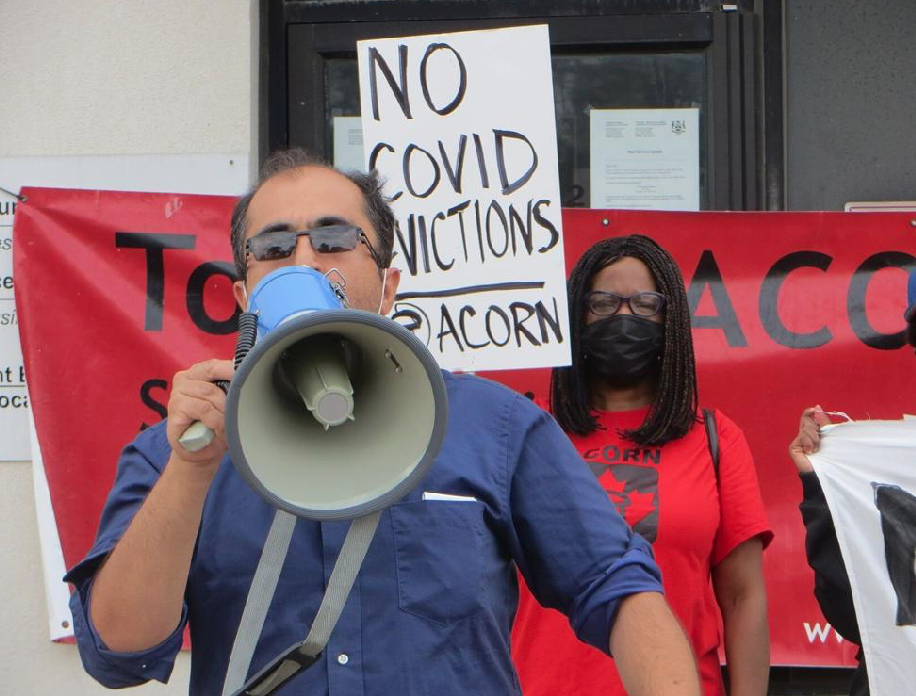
[390,499,484,625]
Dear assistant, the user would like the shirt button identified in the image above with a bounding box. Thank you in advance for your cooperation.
[337,654,349,665]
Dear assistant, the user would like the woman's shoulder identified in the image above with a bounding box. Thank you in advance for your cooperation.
[698,407,744,436]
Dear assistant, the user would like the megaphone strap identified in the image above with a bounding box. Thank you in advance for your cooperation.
[299,511,382,655]
[222,509,297,696]
[223,510,383,696]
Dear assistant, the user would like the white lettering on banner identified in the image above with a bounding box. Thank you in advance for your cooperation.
[803,622,844,644]
[358,25,571,372]
[811,419,916,696]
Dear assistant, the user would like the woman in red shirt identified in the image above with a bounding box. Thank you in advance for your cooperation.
[511,234,773,696]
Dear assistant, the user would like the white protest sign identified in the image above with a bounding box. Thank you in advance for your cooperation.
[811,419,916,696]
[357,25,570,372]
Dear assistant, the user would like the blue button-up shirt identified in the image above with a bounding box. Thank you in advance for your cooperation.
[66,371,662,695]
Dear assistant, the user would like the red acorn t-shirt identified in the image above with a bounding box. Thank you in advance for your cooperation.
[511,407,773,696]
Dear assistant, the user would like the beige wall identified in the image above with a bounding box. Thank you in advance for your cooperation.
[0,2,256,158]
[0,1,257,692]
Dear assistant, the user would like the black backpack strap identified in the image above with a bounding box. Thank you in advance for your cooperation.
[703,408,720,484]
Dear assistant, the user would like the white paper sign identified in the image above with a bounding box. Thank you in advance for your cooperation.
[589,108,700,211]
[333,116,366,173]
[358,25,570,372]
[811,419,916,696]
[0,190,29,461]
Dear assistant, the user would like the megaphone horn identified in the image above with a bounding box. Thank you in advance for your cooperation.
[180,266,448,522]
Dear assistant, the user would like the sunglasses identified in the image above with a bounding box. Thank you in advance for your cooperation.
[584,291,667,317]
[245,224,385,269]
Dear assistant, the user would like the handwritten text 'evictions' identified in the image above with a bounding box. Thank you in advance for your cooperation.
[358,25,570,371]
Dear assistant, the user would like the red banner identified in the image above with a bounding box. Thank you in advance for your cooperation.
[15,189,916,666]
[15,188,239,569]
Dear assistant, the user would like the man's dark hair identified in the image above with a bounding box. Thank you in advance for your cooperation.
[550,234,698,445]
[229,148,397,280]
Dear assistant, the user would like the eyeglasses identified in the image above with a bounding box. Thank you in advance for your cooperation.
[584,291,667,317]
[245,224,386,269]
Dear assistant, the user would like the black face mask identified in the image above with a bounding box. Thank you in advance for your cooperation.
[581,314,665,386]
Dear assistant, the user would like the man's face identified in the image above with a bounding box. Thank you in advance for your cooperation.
[233,166,400,314]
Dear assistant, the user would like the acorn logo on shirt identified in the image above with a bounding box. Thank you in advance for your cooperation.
[585,449,660,542]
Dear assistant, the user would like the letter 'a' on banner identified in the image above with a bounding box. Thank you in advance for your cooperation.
[810,419,916,696]
[356,24,570,373]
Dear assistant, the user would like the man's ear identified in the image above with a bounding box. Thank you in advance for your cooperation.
[379,266,400,316]
[233,280,248,311]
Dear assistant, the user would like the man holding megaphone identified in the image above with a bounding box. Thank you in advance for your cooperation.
[65,149,701,696]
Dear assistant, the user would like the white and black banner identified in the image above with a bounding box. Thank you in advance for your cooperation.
[811,419,916,695]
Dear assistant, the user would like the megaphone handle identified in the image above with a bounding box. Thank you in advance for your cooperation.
[176,313,258,453]
[177,380,230,452]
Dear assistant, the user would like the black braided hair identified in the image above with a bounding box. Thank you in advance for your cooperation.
[550,234,698,445]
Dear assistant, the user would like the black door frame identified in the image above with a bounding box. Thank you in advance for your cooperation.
[262,0,784,210]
